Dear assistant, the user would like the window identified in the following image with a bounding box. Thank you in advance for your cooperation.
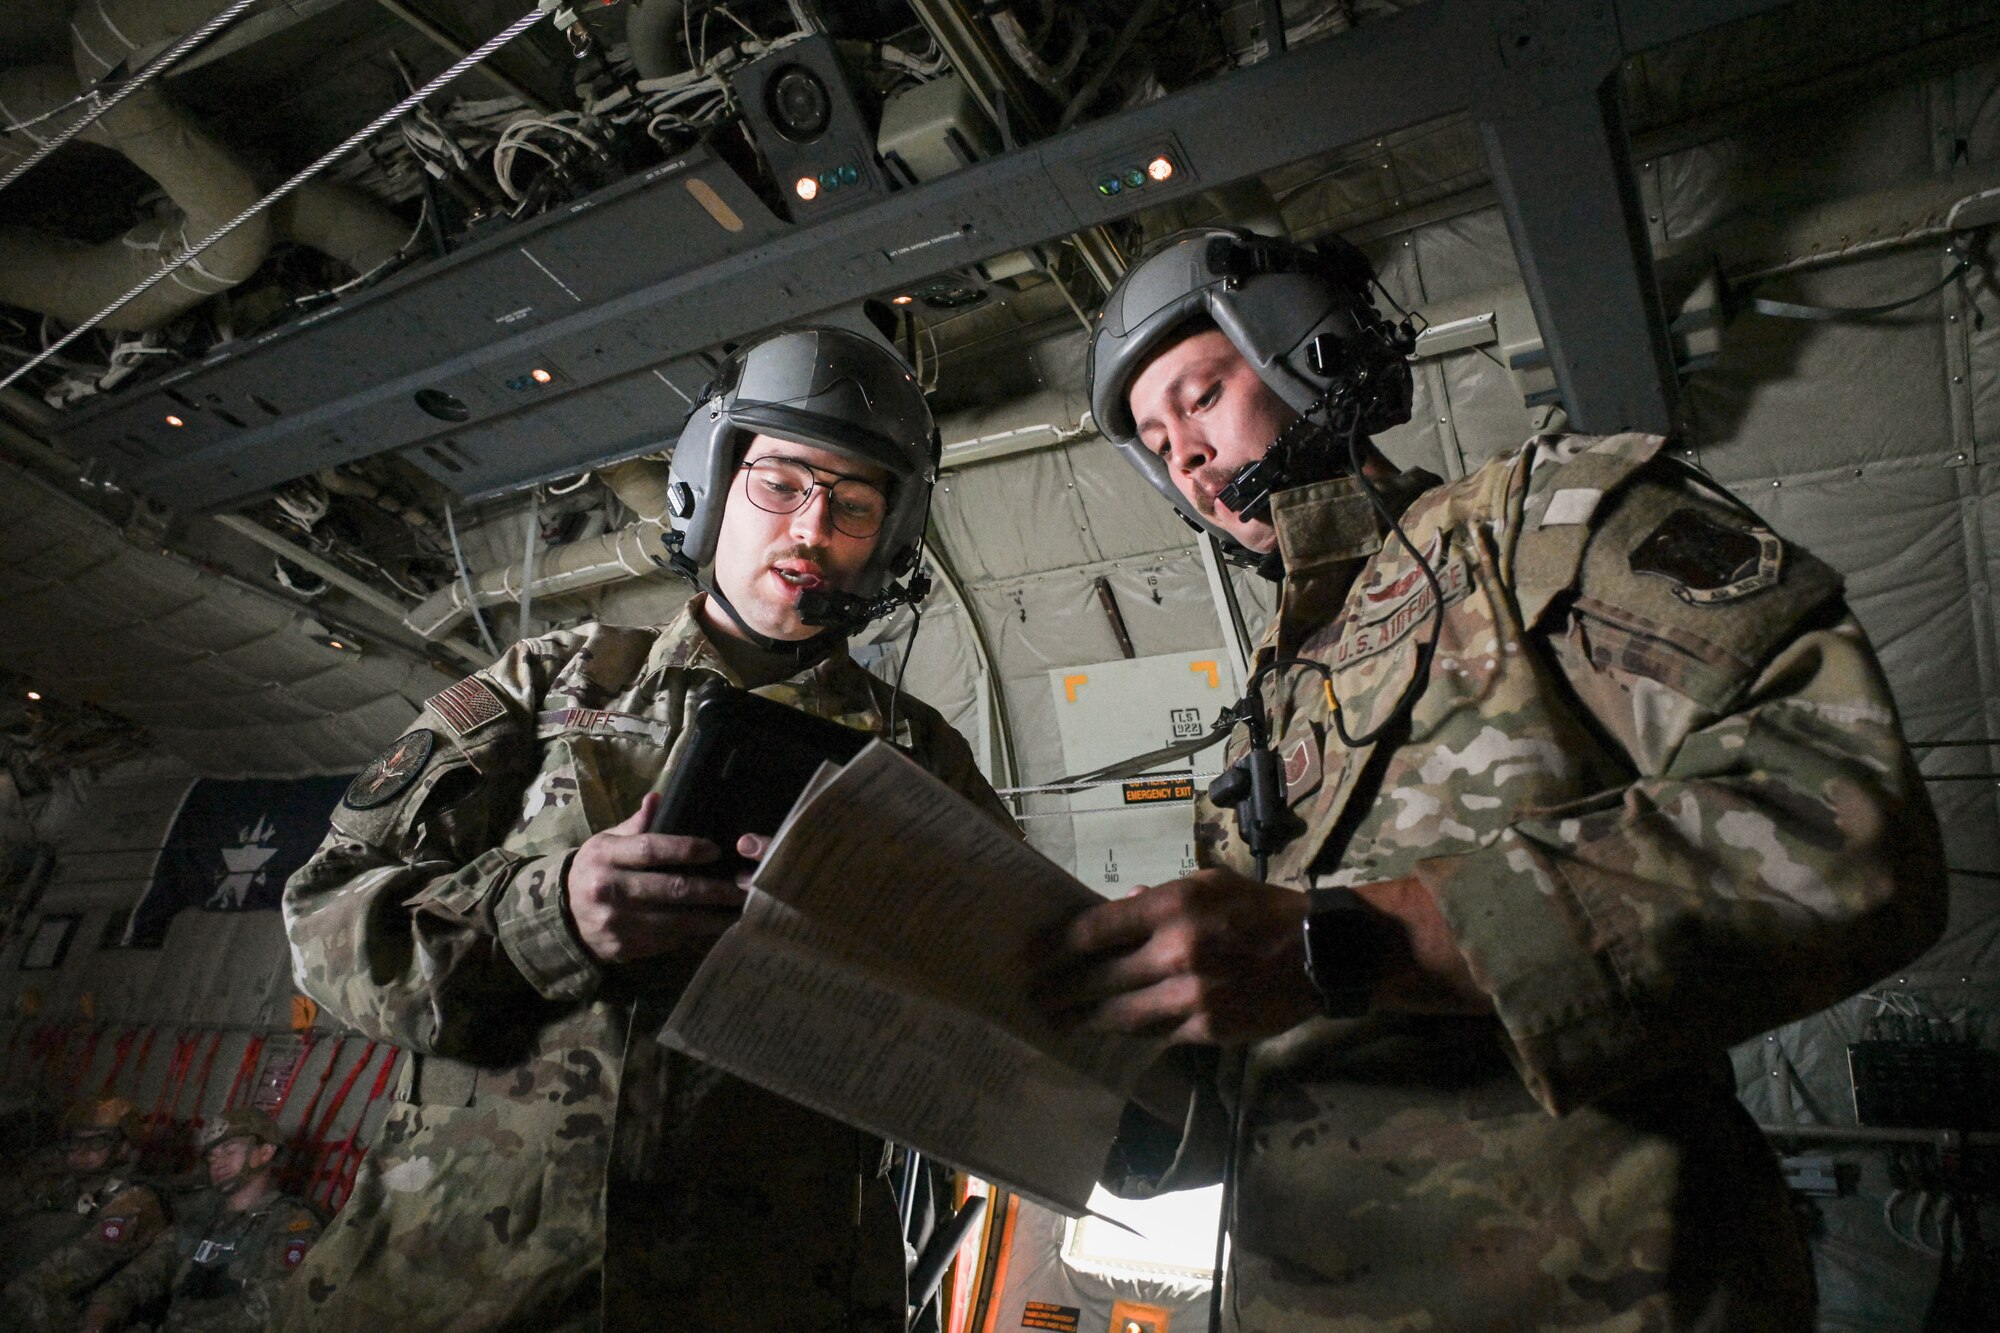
[1062,1182,1223,1280]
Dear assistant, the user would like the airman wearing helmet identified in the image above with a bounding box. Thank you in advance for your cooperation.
[77,1108,320,1333]
[2,1099,168,1329]
[1039,227,1944,1331]
[277,325,1012,1330]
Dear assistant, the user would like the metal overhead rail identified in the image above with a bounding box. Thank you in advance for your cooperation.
[57,0,1794,510]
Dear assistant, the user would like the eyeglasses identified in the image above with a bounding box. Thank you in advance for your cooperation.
[737,456,890,539]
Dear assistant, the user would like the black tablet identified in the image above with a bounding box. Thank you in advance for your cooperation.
[647,681,873,866]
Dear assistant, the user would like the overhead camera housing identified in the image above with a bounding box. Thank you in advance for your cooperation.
[730,33,886,222]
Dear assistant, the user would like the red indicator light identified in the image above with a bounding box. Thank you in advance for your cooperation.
[165,414,185,427]
[892,294,914,305]
[795,176,819,201]
[530,367,553,384]
[1146,155,1174,182]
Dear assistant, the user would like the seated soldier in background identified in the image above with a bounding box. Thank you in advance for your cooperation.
[77,1109,320,1333]
[1,1098,167,1330]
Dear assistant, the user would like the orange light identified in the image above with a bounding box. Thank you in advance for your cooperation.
[530,367,553,384]
[327,640,345,651]
[1146,155,1175,182]
[25,690,41,701]
[165,414,185,427]
[795,176,819,201]
[892,294,914,305]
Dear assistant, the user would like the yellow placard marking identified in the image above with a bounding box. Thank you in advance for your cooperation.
[1122,777,1195,804]
[684,178,744,232]
[1063,673,1088,703]
[1190,660,1219,688]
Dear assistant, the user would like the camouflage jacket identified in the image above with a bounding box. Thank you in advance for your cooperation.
[1108,434,1946,1331]
[0,1174,167,1332]
[84,1187,320,1332]
[279,600,1008,1332]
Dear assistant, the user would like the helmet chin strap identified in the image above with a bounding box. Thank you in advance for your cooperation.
[704,581,845,668]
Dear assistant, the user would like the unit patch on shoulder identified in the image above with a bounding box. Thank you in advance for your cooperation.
[98,1215,132,1244]
[428,675,508,738]
[343,729,435,810]
[1629,508,1782,605]
[282,1237,311,1268]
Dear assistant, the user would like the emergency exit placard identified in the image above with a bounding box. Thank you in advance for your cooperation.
[1047,651,1238,896]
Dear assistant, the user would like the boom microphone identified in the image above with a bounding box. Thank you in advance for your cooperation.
[796,568,933,632]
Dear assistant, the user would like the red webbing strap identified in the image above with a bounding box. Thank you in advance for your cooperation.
[100,1027,140,1096]
[28,1023,67,1086]
[179,1031,226,1146]
[144,1032,198,1151]
[267,1030,318,1117]
[66,1027,103,1098]
[124,1028,160,1101]
[323,1047,399,1212]
[219,1034,268,1113]
[304,1040,379,1201]
[287,1035,345,1143]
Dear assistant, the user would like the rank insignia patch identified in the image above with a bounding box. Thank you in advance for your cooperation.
[428,675,507,737]
[343,729,435,810]
[1630,508,1782,605]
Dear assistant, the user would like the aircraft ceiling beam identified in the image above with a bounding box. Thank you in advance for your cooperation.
[57,0,1791,510]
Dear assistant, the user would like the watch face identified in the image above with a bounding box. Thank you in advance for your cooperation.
[1304,887,1389,1018]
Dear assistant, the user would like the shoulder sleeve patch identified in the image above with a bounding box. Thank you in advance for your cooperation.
[343,729,435,810]
[282,1236,311,1268]
[1629,508,1782,604]
[428,675,510,738]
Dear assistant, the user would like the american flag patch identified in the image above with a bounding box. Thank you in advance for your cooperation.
[428,676,507,737]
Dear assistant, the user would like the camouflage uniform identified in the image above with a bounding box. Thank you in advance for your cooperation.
[0,1174,167,1332]
[1107,434,1947,1330]
[82,1188,320,1332]
[279,598,1010,1331]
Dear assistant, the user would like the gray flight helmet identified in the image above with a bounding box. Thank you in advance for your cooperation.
[667,326,938,596]
[1087,227,1413,553]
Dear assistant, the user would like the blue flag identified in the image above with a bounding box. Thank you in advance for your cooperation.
[124,776,351,947]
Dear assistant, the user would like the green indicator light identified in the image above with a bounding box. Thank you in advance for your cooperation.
[1096,176,1121,195]
[820,171,837,189]
[1123,168,1146,189]
[838,164,859,185]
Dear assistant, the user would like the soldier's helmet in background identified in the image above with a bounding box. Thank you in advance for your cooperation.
[62,1096,142,1145]
[197,1107,284,1153]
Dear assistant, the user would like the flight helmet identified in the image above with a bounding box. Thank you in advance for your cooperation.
[665,326,938,606]
[1087,228,1415,561]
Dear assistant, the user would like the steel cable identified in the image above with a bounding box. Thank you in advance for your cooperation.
[0,0,263,195]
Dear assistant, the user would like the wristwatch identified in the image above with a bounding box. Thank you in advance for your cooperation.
[1301,886,1395,1018]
